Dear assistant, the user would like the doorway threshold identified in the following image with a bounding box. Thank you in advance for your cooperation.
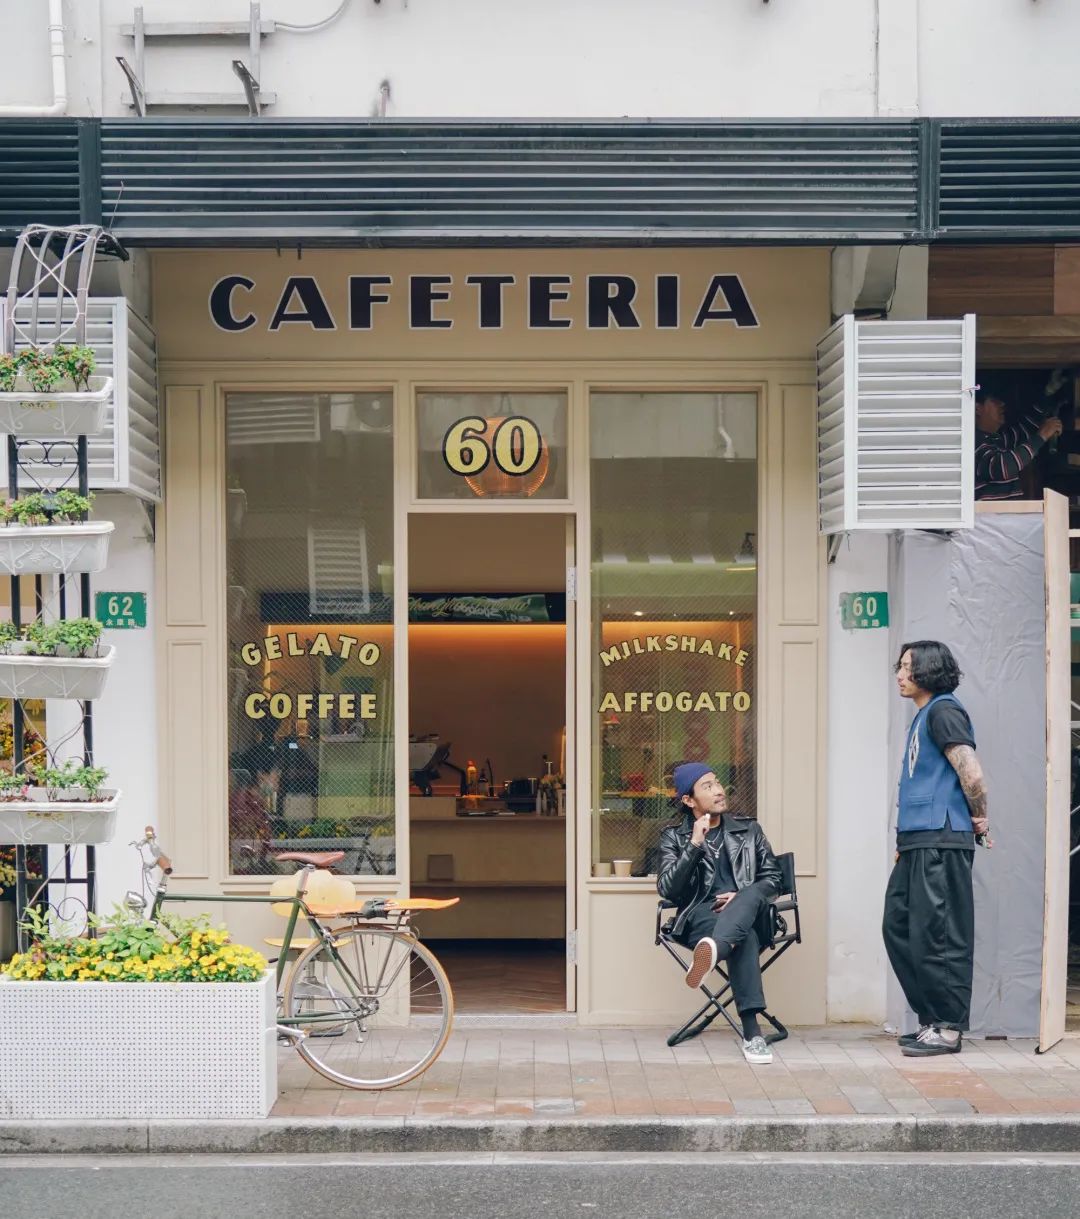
[451,1012,578,1029]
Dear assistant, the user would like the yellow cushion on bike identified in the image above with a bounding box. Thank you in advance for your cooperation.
[268,869,356,916]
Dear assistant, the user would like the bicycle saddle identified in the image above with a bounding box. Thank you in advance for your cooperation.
[274,850,346,868]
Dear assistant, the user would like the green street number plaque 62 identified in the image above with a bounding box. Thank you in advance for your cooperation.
[95,591,147,629]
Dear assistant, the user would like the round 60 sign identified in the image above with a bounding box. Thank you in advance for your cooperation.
[442,415,544,480]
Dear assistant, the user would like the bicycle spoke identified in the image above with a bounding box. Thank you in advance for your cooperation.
[282,928,453,1090]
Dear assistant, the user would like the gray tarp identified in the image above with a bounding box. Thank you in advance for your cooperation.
[887,514,1045,1037]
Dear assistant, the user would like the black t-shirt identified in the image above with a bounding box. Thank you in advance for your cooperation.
[704,827,737,894]
[897,699,977,852]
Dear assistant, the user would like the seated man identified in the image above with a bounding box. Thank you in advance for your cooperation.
[657,762,782,1065]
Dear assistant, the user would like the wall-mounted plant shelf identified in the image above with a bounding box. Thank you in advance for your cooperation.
[0,645,115,701]
[0,520,113,575]
[0,790,121,846]
[0,377,113,439]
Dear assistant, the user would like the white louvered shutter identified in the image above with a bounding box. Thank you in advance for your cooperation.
[0,298,161,501]
[225,394,320,446]
[307,521,371,617]
[817,314,975,534]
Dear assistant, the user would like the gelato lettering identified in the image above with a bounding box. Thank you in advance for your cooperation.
[239,631,381,722]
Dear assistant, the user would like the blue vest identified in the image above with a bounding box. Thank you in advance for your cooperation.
[897,693,974,833]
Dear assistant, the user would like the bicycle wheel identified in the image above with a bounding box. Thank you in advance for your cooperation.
[282,927,454,1090]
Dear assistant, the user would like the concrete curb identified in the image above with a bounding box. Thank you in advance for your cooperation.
[3,1115,1080,1156]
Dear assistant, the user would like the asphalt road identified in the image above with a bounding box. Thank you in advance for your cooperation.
[3,1151,1080,1219]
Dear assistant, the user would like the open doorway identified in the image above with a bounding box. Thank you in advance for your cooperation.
[407,513,570,1013]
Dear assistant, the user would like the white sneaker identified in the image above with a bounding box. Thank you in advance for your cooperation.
[685,937,717,988]
[742,1035,773,1065]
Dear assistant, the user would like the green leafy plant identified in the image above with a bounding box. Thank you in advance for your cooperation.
[0,347,98,394]
[25,759,109,801]
[0,771,30,799]
[21,619,53,653]
[52,344,96,391]
[2,905,267,983]
[0,620,18,651]
[20,617,103,657]
[17,349,61,392]
[0,489,94,527]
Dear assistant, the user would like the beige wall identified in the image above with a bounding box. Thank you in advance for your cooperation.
[154,246,829,1023]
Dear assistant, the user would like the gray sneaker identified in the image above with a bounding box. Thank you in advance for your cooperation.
[742,1035,773,1065]
[898,1024,932,1046]
[901,1026,962,1057]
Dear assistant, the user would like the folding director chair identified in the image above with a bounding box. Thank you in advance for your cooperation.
[654,851,802,1048]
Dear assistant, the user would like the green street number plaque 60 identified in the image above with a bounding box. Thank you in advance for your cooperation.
[95,591,147,629]
[839,591,889,631]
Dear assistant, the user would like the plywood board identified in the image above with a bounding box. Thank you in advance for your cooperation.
[928,246,1055,319]
[1040,490,1070,1053]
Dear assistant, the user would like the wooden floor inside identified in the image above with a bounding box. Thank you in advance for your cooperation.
[431,940,567,1013]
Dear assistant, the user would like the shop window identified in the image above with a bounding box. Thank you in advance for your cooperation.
[589,392,757,876]
[225,392,395,877]
[415,392,568,500]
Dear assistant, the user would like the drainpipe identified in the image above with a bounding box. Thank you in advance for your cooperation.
[0,0,69,116]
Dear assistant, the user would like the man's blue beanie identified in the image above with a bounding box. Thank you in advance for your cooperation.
[673,761,713,803]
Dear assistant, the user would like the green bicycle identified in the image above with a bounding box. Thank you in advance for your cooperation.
[129,826,457,1090]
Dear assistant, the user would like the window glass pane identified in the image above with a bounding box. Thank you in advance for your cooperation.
[416,392,568,500]
[590,392,757,875]
[225,392,395,876]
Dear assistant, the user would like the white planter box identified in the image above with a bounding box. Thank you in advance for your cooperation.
[0,520,113,575]
[0,789,120,845]
[0,375,112,438]
[0,644,115,700]
[0,970,277,1119]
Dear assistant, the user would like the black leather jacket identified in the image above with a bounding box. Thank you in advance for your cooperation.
[657,812,782,937]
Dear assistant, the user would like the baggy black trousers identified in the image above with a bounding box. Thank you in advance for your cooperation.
[678,882,770,1015]
[882,847,975,1031]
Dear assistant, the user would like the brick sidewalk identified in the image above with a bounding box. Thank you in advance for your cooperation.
[272,1024,1080,1120]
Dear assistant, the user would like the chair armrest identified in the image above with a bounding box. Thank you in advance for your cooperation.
[772,898,797,913]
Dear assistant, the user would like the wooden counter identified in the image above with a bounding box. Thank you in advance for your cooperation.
[409,796,566,939]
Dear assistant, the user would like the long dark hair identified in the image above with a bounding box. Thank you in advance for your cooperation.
[895,640,962,695]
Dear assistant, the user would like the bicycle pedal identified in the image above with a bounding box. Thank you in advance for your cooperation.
[276,1024,307,1044]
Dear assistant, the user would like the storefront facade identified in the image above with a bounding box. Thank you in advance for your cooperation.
[151,246,830,1024]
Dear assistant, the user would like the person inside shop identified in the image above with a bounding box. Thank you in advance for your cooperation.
[884,641,991,1057]
[227,745,280,873]
[657,762,782,1066]
[974,377,1064,500]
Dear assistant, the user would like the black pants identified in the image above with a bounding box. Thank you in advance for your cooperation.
[882,847,975,1031]
[679,883,769,1015]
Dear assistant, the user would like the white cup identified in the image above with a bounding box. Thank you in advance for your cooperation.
[593,861,613,877]
[612,859,633,878]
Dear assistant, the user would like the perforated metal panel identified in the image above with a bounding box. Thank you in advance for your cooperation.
[0,297,160,501]
[0,971,276,1119]
[817,315,976,534]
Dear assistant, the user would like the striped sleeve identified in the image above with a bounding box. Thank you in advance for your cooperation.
[975,431,1046,487]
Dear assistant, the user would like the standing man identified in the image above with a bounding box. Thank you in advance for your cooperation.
[974,386,1062,500]
[657,762,782,1065]
[885,642,990,1057]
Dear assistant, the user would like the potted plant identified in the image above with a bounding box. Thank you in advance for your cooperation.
[0,759,120,845]
[0,617,114,700]
[0,906,276,1119]
[0,344,112,438]
[0,489,113,576]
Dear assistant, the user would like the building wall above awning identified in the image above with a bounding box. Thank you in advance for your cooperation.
[2,117,1080,247]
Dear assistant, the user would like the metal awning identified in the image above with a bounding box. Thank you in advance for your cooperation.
[3,117,1080,247]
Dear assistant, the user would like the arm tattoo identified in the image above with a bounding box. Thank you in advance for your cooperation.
[944,744,988,821]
